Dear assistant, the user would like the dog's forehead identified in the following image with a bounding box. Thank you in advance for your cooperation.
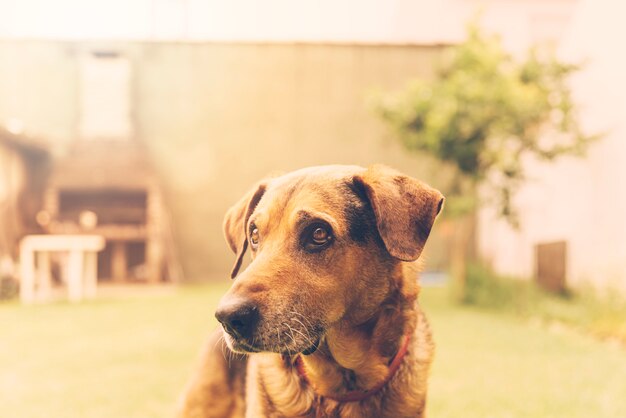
[273,165,364,187]
[257,165,365,215]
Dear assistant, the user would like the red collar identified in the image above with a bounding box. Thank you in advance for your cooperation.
[293,334,411,403]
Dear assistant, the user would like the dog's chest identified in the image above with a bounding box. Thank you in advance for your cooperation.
[249,392,421,418]
[245,356,424,418]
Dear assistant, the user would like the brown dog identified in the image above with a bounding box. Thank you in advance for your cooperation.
[177,164,443,418]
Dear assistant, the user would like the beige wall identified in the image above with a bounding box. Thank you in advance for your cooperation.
[478,0,626,292]
[0,42,78,149]
[0,41,448,279]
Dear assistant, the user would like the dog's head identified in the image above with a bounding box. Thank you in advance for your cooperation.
[215,165,443,354]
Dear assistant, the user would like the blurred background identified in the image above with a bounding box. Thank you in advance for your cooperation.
[1,1,625,417]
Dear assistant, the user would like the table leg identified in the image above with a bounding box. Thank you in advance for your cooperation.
[36,251,52,301]
[67,250,84,302]
[84,252,98,299]
[20,245,35,304]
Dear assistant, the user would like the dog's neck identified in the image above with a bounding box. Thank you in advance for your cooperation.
[298,267,418,398]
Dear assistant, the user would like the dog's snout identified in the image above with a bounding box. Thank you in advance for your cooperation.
[215,300,259,339]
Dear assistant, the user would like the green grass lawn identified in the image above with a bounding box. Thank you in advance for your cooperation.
[2,284,625,418]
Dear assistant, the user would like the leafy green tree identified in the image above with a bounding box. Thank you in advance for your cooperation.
[377,24,597,294]
[379,24,596,225]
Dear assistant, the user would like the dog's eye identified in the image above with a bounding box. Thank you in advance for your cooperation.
[301,222,334,252]
[250,225,260,248]
[311,227,330,245]
[307,225,333,248]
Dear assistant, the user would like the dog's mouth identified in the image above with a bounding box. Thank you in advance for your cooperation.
[223,326,323,355]
[300,337,321,355]
[221,329,261,353]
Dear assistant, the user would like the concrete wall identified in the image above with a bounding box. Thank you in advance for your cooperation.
[0,40,448,279]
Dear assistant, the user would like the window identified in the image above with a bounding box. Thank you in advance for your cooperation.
[79,51,133,140]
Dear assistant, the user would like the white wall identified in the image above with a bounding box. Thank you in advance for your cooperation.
[478,0,626,291]
[0,0,573,45]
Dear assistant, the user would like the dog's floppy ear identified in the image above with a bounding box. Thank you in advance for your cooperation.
[353,165,444,261]
[223,182,267,278]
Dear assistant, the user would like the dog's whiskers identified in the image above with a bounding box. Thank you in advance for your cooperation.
[276,327,283,352]
[216,333,232,366]
[289,317,315,344]
[289,320,315,346]
[283,322,298,350]
[212,330,225,352]
[290,310,314,328]
[290,311,318,335]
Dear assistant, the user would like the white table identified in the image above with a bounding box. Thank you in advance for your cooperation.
[19,235,105,303]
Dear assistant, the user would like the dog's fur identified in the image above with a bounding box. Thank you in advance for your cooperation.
[177,164,444,418]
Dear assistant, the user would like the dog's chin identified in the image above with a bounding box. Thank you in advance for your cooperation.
[223,330,322,355]
[272,336,322,356]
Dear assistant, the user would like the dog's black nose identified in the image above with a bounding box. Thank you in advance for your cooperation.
[215,300,259,339]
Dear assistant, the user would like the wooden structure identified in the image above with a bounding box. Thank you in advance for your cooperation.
[41,140,178,283]
[20,234,105,303]
[535,241,567,293]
